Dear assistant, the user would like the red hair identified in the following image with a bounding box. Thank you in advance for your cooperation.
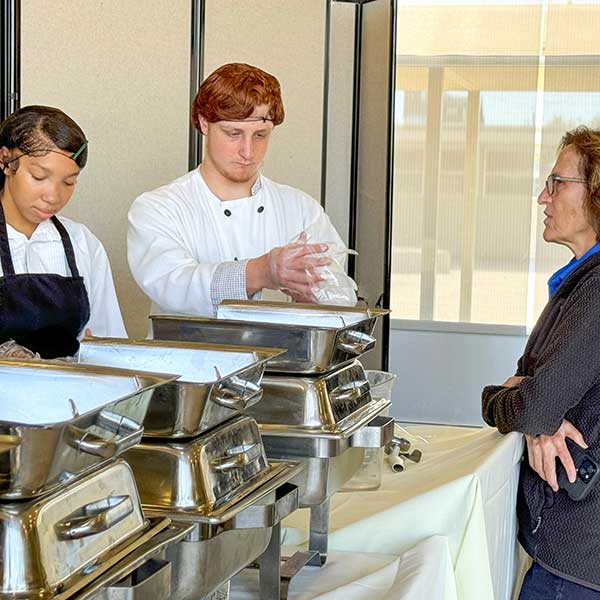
[191,63,285,132]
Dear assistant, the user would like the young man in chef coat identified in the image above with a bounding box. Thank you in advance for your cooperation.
[127,62,353,317]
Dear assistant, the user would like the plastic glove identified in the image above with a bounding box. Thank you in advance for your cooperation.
[289,229,358,306]
[265,232,332,299]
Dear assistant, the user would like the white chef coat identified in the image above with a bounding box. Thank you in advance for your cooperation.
[1,217,127,337]
[127,169,348,317]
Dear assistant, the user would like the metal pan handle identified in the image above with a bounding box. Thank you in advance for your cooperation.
[336,330,376,355]
[104,558,171,599]
[212,384,264,410]
[0,434,21,453]
[211,443,261,472]
[329,379,370,403]
[349,415,395,449]
[66,424,143,459]
[55,495,134,540]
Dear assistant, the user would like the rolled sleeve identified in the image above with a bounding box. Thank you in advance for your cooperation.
[210,259,249,315]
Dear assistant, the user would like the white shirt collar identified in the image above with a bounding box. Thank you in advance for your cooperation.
[6,219,61,242]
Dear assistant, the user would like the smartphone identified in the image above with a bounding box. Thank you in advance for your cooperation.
[557,452,600,501]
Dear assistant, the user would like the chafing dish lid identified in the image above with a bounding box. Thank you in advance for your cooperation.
[0,359,176,426]
[78,337,283,384]
[216,300,388,328]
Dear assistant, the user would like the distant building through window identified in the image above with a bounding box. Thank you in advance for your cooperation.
[391,1,600,330]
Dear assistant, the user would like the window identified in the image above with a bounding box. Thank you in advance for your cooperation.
[391,1,600,330]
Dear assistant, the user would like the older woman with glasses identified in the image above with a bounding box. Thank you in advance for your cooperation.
[482,126,600,599]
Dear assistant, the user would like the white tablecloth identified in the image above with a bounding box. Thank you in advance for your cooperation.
[275,425,524,600]
[232,535,456,599]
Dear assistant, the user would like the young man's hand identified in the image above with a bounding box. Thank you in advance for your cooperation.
[246,234,331,299]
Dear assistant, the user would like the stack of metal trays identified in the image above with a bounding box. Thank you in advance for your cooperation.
[151,301,395,567]
[0,360,190,599]
[76,338,305,600]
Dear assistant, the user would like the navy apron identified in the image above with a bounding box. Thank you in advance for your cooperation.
[0,202,91,358]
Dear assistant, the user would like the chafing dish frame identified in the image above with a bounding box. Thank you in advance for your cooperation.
[62,519,194,600]
[258,407,395,568]
[142,464,304,600]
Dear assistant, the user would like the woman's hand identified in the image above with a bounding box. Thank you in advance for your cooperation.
[525,419,588,491]
[502,375,525,387]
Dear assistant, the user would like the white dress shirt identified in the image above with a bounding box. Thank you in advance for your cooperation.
[1,217,127,337]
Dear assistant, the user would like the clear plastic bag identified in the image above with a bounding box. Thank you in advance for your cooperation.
[290,225,358,306]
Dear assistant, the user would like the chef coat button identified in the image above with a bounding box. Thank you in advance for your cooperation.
[224,209,232,217]
[257,206,264,214]
[234,257,238,261]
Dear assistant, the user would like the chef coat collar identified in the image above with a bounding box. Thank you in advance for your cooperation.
[196,169,263,200]
[251,175,262,196]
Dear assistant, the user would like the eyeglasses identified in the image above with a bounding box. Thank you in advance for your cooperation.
[545,174,587,196]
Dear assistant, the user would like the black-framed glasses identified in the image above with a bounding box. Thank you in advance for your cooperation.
[545,174,587,196]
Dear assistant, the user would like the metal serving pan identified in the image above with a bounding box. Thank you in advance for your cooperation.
[77,338,283,438]
[151,301,389,375]
[123,415,302,517]
[0,460,174,599]
[249,360,372,430]
[0,360,175,499]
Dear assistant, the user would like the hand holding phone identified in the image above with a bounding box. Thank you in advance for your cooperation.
[557,452,600,501]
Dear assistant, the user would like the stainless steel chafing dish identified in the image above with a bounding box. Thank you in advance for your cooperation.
[0,359,175,499]
[251,361,394,505]
[77,337,283,437]
[244,361,394,566]
[151,300,389,374]
[122,415,304,599]
[0,459,191,599]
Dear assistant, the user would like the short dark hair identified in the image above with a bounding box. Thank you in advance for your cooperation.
[0,105,88,188]
[191,63,284,133]
[560,126,600,239]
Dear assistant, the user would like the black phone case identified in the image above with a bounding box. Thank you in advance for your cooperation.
[557,451,600,501]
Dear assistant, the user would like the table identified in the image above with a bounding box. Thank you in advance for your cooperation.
[233,535,456,599]
[269,424,524,600]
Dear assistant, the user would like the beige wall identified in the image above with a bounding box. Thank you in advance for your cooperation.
[20,0,330,336]
[21,0,191,338]
[204,0,327,201]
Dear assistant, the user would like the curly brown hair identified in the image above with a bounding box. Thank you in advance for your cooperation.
[191,63,284,133]
[560,126,600,239]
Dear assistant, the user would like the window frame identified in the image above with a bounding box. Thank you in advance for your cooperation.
[1,0,20,122]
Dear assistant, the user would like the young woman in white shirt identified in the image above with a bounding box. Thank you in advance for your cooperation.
[0,105,126,357]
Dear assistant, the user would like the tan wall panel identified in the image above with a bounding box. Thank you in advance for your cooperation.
[204,0,326,201]
[20,0,190,337]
